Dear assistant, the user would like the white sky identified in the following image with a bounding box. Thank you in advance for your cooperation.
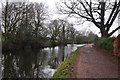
[0,0,119,37]
[29,0,119,37]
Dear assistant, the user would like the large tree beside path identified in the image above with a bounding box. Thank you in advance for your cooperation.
[57,0,120,37]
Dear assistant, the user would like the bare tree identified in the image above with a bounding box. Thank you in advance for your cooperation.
[66,24,76,44]
[2,1,26,42]
[48,19,61,46]
[33,3,48,38]
[57,0,120,37]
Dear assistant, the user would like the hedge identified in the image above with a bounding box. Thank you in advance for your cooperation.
[94,37,115,53]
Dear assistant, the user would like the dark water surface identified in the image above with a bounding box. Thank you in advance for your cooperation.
[2,44,85,78]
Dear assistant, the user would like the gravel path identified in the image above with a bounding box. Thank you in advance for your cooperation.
[71,44,118,78]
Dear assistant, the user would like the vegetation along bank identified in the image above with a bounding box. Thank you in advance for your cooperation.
[52,47,82,78]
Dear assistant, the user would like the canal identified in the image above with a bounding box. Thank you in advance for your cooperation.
[2,44,85,78]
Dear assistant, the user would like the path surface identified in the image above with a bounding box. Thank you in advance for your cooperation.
[72,44,118,78]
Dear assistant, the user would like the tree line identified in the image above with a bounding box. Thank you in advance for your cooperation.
[2,1,97,51]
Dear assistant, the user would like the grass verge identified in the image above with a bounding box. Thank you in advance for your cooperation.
[51,47,81,78]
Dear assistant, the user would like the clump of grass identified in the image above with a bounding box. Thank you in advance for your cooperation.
[52,47,81,78]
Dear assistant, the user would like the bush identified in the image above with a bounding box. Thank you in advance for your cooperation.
[94,37,115,53]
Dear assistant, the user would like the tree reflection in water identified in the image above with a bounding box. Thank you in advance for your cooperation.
[2,44,78,78]
[3,49,49,78]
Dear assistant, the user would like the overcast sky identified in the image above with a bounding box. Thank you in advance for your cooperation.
[0,0,119,37]
[30,0,120,37]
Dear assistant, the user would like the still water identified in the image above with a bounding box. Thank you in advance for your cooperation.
[2,44,85,78]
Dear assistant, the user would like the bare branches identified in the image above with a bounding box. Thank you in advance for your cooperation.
[2,2,25,35]
[57,0,120,37]
[109,26,120,36]
[105,1,117,31]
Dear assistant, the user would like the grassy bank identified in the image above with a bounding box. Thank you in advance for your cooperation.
[52,47,81,78]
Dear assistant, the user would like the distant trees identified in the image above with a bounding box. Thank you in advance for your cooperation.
[2,1,98,50]
[74,30,98,44]
[66,25,76,44]
[48,19,77,46]
[57,0,120,37]
[48,19,61,46]
[48,19,97,46]
[33,3,48,38]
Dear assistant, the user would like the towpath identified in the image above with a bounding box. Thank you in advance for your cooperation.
[71,44,118,78]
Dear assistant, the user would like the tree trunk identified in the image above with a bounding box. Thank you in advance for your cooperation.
[101,29,109,38]
[100,2,108,38]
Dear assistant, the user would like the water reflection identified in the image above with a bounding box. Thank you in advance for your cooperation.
[2,44,85,78]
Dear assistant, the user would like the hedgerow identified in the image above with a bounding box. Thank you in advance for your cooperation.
[94,37,115,53]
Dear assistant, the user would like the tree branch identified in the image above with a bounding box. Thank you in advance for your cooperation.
[105,1,117,31]
[64,2,92,20]
[89,1,101,29]
[108,26,120,36]
[107,1,120,30]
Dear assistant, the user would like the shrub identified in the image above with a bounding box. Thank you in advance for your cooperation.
[94,37,115,53]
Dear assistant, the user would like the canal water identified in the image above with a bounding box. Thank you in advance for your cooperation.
[2,44,85,78]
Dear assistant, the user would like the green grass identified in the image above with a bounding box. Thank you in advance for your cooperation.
[52,47,81,78]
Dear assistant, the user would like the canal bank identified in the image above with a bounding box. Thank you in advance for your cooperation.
[52,46,84,78]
